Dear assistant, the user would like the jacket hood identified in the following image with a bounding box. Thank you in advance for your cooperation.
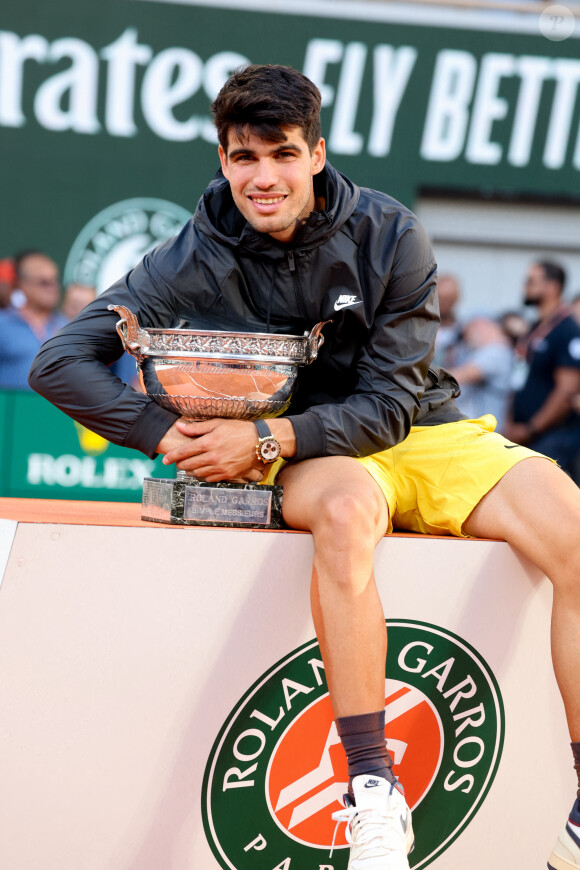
[194,161,360,256]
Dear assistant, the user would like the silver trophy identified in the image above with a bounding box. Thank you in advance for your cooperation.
[108,305,329,527]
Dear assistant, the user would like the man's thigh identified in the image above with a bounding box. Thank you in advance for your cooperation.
[366,415,543,537]
[277,455,390,539]
[463,456,580,577]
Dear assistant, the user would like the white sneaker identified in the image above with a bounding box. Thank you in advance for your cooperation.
[548,801,580,869]
[332,774,414,869]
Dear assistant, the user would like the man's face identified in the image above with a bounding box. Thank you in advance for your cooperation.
[218,126,326,243]
[437,276,460,318]
[19,255,60,312]
[62,284,96,320]
[524,263,549,306]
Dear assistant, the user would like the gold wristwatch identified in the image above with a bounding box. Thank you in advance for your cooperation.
[254,419,282,464]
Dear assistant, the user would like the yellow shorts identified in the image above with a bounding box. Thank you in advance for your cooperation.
[263,415,550,537]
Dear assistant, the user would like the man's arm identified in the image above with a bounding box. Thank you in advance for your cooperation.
[449,361,485,385]
[28,231,193,457]
[505,367,580,444]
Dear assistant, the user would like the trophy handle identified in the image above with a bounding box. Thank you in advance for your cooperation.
[306,319,332,362]
[107,304,150,362]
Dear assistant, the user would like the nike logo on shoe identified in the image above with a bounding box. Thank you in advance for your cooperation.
[363,778,381,788]
[504,444,519,449]
[334,294,362,311]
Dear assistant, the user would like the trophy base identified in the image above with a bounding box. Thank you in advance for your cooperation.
[141,477,283,528]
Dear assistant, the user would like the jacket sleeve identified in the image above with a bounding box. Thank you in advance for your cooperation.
[287,216,439,460]
[28,247,184,459]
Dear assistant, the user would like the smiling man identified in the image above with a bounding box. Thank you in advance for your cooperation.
[218,131,325,240]
[30,65,580,870]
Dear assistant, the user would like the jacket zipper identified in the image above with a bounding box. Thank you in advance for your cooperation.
[287,250,308,319]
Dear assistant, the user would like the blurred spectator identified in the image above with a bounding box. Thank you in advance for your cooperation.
[498,309,530,348]
[60,283,97,320]
[433,273,462,368]
[449,315,513,431]
[504,260,580,474]
[12,248,45,309]
[0,258,16,309]
[570,294,580,327]
[0,252,67,390]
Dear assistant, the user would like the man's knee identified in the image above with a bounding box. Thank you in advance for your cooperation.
[311,487,387,545]
[550,540,580,595]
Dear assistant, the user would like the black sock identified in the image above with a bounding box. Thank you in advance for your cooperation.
[336,710,396,798]
[571,742,580,803]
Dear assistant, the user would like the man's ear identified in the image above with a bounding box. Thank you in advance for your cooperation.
[218,145,230,179]
[311,138,326,175]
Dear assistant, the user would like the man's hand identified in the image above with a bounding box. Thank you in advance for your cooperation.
[157,418,263,482]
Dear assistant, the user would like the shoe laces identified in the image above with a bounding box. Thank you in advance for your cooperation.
[329,801,404,860]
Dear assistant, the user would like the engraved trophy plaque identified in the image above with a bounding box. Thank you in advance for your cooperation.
[108,305,329,528]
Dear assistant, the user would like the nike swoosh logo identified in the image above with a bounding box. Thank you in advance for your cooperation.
[334,300,362,311]
[364,779,381,788]
[504,444,519,449]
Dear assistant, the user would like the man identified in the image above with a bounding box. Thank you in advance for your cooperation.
[60,283,97,321]
[432,272,462,368]
[29,65,580,870]
[450,314,513,431]
[0,251,66,389]
[0,257,16,309]
[504,261,580,474]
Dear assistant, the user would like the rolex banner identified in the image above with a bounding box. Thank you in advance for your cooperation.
[1,0,579,284]
[0,391,170,501]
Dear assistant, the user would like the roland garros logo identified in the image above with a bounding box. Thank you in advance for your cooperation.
[63,197,191,294]
[202,620,504,869]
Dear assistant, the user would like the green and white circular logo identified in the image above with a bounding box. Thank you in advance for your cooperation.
[64,197,191,293]
[203,620,504,869]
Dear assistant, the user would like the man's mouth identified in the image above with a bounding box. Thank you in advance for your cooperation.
[246,194,289,217]
[249,195,286,205]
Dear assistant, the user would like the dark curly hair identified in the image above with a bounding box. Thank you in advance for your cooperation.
[211,64,322,154]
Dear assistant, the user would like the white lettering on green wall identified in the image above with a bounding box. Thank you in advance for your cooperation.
[303,37,417,157]
[421,48,580,170]
[1,27,579,171]
[0,27,248,142]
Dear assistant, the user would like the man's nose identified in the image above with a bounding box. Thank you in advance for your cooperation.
[254,158,278,188]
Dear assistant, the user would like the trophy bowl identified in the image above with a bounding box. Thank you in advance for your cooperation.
[108,304,330,527]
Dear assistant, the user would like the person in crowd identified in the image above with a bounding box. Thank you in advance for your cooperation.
[0,257,16,309]
[498,308,530,348]
[432,272,462,368]
[449,314,514,431]
[0,251,67,390]
[504,260,580,476]
[60,283,97,321]
[570,293,580,328]
[29,65,580,870]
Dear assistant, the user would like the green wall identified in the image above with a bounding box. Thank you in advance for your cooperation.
[2,0,579,279]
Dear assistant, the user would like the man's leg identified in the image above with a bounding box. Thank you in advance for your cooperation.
[463,456,580,739]
[278,456,413,868]
[463,456,580,870]
[279,455,390,717]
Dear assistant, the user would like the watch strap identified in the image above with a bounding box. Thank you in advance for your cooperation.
[254,419,272,439]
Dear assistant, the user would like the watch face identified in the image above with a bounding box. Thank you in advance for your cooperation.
[260,438,281,463]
